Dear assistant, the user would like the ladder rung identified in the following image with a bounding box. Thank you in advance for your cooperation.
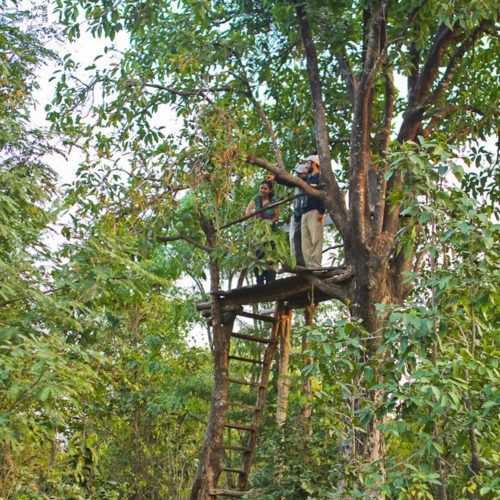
[231,332,275,344]
[228,355,263,365]
[237,310,277,323]
[222,445,251,452]
[224,422,256,431]
[221,467,246,475]
[228,401,261,410]
[209,489,245,497]
[229,378,265,388]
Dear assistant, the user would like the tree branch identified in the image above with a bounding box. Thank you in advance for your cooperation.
[335,51,357,106]
[130,81,237,97]
[294,0,349,239]
[423,20,491,108]
[412,24,455,106]
[372,71,395,235]
[359,0,390,91]
[223,45,287,171]
[157,232,215,252]
[245,153,325,199]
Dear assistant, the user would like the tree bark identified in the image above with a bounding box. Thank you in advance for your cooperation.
[191,214,235,500]
[300,305,317,435]
[276,310,292,426]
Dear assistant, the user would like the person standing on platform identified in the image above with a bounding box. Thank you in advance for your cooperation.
[267,154,325,269]
[246,180,279,285]
[267,163,308,267]
[299,155,325,269]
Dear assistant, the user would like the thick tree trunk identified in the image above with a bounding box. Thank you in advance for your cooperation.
[191,214,234,500]
[190,318,234,500]
[348,260,393,493]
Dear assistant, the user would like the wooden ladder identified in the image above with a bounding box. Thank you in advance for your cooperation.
[209,303,284,498]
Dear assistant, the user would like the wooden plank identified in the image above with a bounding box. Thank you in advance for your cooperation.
[231,332,274,344]
[236,310,277,323]
[224,422,255,431]
[228,378,265,388]
[209,489,245,497]
[228,355,263,365]
[221,467,246,474]
[228,401,261,410]
[196,267,353,311]
[214,271,352,308]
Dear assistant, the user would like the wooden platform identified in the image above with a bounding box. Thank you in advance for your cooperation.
[200,267,353,311]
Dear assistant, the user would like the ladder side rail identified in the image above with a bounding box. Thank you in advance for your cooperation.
[237,302,284,491]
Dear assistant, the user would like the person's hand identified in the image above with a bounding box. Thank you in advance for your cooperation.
[265,174,275,181]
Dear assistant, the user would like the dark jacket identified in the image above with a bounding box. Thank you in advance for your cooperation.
[275,172,325,215]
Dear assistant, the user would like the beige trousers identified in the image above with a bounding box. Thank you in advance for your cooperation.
[301,209,324,268]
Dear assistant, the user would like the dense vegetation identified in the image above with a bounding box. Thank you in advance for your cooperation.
[1,0,498,498]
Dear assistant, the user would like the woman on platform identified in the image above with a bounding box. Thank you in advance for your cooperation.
[246,180,279,285]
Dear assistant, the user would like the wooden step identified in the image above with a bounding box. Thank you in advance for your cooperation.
[221,467,246,475]
[231,332,275,344]
[209,489,245,497]
[228,378,265,388]
[237,310,277,323]
[228,355,263,365]
[222,445,251,452]
[224,422,256,431]
[228,401,261,410]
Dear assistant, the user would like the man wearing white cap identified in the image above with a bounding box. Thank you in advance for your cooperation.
[299,155,324,269]
[267,162,308,266]
[267,154,325,269]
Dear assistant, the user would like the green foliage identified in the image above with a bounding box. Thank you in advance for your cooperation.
[27,0,500,496]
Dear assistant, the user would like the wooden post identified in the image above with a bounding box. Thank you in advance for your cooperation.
[301,304,317,434]
[276,309,292,426]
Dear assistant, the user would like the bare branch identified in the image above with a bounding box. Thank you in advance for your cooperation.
[412,24,455,107]
[423,19,491,108]
[157,232,215,252]
[244,153,325,199]
[359,0,390,91]
[131,81,236,97]
[335,52,357,105]
[372,72,395,235]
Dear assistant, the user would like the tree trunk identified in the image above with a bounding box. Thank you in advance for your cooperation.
[276,309,292,426]
[190,318,235,499]
[191,214,235,500]
[300,304,316,435]
[349,260,392,491]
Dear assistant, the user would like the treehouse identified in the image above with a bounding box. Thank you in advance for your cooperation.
[192,266,353,499]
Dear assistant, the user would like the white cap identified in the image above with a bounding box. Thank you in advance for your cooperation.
[294,163,309,174]
[302,154,320,165]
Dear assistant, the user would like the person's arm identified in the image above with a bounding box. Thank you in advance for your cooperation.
[246,198,256,216]
[272,205,279,223]
[266,174,295,188]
